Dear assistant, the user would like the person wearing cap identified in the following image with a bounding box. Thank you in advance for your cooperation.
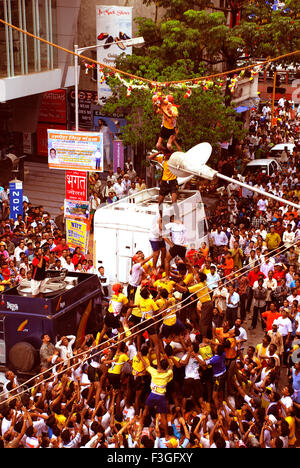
[153,94,180,153]
[100,283,129,339]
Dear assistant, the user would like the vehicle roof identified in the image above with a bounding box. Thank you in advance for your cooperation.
[270,143,295,150]
[246,159,279,166]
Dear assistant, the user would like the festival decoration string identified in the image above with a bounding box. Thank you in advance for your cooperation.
[0,19,299,90]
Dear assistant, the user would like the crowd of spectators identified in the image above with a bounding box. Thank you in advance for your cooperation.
[0,101,299,449]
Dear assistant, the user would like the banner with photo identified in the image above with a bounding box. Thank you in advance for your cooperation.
[64,200,90,220]
[47,129,103,172]
[96,5,132,104]
[66,218,89,254]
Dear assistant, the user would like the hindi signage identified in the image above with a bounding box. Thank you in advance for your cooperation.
[65,170,87,201]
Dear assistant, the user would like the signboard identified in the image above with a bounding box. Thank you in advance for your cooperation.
[38,89,67,124]
[66,170,87,201]
[9,181,23,221]
[64,200,90,220]
[47,129,103,172]
[68,89,98,129]
[23,132,33,155]
[113,139,124,172]
[96,5,132,103]
[66,218,89,253]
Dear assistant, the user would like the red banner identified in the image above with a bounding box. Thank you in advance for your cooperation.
[65,170,87,201]
[37,122,66,157]
[39,89,67,124]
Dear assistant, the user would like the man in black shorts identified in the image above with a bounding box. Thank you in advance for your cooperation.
[147,150,179,219]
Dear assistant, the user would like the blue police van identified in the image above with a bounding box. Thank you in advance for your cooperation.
[0,271,102,376]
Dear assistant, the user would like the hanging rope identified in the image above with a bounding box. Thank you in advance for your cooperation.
[0,19,299,87]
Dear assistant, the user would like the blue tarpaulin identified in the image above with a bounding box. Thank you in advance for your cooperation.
[235,106,249,113]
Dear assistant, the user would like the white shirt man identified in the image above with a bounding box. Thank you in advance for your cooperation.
[206,267,221,292]
[121,176,131,197]
[282,227,295,248]
[164,220,187,247]
[64,257,75,272]
[260,259,274,277]
[212,228,228,247]
[113,179,125,199]
[273,314,292,338]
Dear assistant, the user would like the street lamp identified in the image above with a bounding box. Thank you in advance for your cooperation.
[74,37,145,131]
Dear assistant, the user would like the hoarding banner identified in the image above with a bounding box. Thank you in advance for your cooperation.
[96,5,132,103]
[66,218,89,253]
[48,129,103,172]
[113,139,124,172]
[9,181,23,221]
[68,89,98,128]
[64,200,90,220]
[65,170,87,201]
[39,89,67,124]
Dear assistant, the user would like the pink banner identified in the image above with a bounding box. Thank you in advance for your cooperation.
[113,139,124,173]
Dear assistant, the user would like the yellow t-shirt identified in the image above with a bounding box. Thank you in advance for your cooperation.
[108,352,129,375]
[132,354,150,376]
[154,279,175,293]
[285,416,296,446]
[188,282,211,303]
[147,366,173,395]
[131,286,143,318]
[198,344,213,362]
[162,105,178,130]
[183,273,194,286]
[108,293,128,316]
[54,413,67,428]
[155,155,177,181]
[140,297,159,320]
[157,297,177,326]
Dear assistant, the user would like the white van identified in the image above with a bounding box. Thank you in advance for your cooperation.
[93,188,209,285]
[243,158,281,177]
[269,143,295,158]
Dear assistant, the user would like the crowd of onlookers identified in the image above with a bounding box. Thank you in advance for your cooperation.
[0,99,299,448]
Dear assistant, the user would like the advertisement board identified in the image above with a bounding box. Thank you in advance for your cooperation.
[47,130,103,172]
[9,181,23,221]
[96,5,132,103]
[65,171,88,201]
[64,200,90,220]
[66,218,89,253]
[39,89,67,124]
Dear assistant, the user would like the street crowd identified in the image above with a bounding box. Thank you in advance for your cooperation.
[0,98,299,448]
